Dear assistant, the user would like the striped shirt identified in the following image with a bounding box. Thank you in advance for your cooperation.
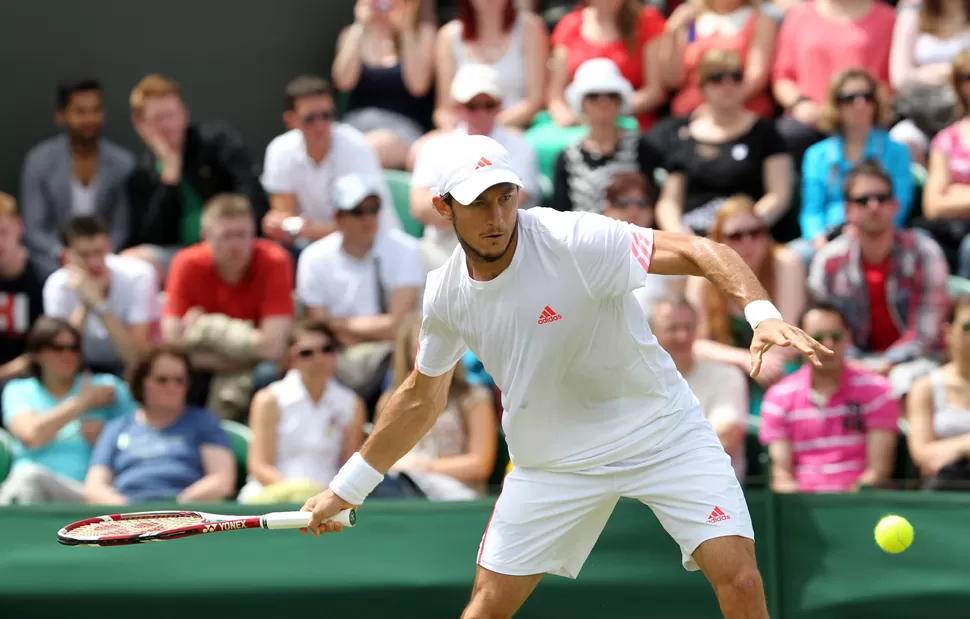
[759,365,899,492]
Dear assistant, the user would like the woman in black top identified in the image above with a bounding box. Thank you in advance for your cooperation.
[551,58,662,213]
[653,49,792,237]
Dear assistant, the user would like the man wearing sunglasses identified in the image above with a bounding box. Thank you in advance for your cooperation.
[808,160,949,398]
[260,75,401,259]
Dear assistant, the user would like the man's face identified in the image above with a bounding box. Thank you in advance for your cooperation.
[0,215,21,264]
[137,94,189,151]
[458,94,501,136]
[206,215,254,267]
[66,233,110,278]
[651,303,697,362]
[801,309,847,370]
[845,174,897,237]
[288,95,335,147]
[336,196,381,248]
[440,183,519,263]
[57,90,104,145]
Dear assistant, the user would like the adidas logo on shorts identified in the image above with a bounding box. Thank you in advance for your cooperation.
[707,506,730,524]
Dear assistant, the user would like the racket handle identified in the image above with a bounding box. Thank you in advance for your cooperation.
[262,509,356,530]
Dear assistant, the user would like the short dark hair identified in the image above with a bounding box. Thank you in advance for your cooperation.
[799,301,849,330]
[843,159,893,200]
[56,78,103,111]
[948,294,970,323]
[289,318,340,350]
[128,345,192,404]
[25,317,82,378]
[61,215,109,246]
[283,75,333,111]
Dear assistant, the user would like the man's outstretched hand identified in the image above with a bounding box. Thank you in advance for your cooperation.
[749,318,835,378]
[299,489,355,537]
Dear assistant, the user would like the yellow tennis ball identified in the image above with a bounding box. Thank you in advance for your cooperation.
[505,461,513,475]
[874,515,914,554]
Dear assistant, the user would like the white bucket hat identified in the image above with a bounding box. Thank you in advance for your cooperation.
[564,58,634,115]
[432,135,524,205]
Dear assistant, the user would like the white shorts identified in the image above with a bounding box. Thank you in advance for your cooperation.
[477,409,753,579]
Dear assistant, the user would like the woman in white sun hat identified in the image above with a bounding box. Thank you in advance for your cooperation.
[551,58,663,214]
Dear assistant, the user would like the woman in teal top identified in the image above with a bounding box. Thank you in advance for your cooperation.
[0,317,135,504]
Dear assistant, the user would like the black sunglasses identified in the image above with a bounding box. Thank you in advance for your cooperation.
[613,197,650,209]
[45,343,81,353]
[150,374,187,386]
[297,343,338,358]
[960,321,970,332]
[848,192,892,207]
[958,73,970,83]
[724,227,767,242]
[585,92,622,102]
[705,70,743,85]
[465,100,500,112]
[810,331,844,344]
[303,110,335,124]
[836,91,876,105]
[343,205,381,218]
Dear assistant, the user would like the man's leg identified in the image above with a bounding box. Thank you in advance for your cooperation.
[461,567,543,619]
[692,536,768,619]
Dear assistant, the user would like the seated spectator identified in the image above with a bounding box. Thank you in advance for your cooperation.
[261,76,401,261]
[663,0,777,119]
[649,294,747,480]
[410,64,539,268]
[123,74,270,280]
[546,0,666,131]
[433,0,548,131]
[0,194,52,384]
[550,59,662,214]
[654,49,791,237]
[922,49,970,277]
[297,174,423,413]
[0,318,135,504]
[793,68,913,267]
[163,194,294,420]
[907,295,970,490]
[239,319,365,504]
[889,0,968,164]
[376,312,496,500]
[43,216,158,375]
[20,78,134,273]
[809,161,949,399]
[84,346,235,504]
[687,195,805,414]
[772,0,895,164]
[760,303,899,493]
[332,0,437,170]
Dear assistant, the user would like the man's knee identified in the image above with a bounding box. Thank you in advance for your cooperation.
[714,566,763,600]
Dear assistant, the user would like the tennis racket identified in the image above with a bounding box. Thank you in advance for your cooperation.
[56,508,356,547]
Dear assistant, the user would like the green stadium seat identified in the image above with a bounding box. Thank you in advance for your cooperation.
[745,416,765,487]
[0,427,14,483]
[383,169,424,238]
[220,420,252,494]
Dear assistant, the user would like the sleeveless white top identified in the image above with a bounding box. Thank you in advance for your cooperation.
[914,29,970,66]
[930,370,970,440]
[450,14,527,110]
[268,370,358,487]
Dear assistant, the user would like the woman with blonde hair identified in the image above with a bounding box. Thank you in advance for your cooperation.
[376,312,497,500]
[687,195,806,414]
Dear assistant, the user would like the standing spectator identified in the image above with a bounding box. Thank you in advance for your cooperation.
[43,216,159,375]
[240,320,365,504]
[260,76,401,261]
[654,49,791,237]
[809,161,949,399]
[0,194,52,384]
[297,174,423,412]
[794,68,913,267]
[410,64,539,268]
[0,318,135,504]
[20,78,134,273]
[551,59,662,214]
[649,294,748,481]
[664,0,778,119]
[433,0,548,131]
[123,74,270,280]
[760,303,899,493]
[772,0,895,164]
[84,347,235,504]
[163,194,295,419]
[332,0,438,169]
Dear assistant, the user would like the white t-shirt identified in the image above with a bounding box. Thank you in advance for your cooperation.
[416,207,699,472]
[412,125,540,255]
[296,228,424,318]
[683,360,748,479]
[261,125,402,232]
[71,178,97,215]
[43,254,160,369]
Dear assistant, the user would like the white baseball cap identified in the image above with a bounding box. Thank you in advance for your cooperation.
[331,173,382,212]
[565,58,634,115]
[450,64,503,105]
[432,135,524,205]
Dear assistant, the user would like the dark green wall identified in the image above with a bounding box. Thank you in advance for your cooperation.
[0,0,354,198]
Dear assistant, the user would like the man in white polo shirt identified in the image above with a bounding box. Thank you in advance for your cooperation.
[409,64,539,269]
[260,75,402,257]
[296,173,423,410]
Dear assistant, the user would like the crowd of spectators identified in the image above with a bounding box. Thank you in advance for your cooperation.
[2,0,970,508]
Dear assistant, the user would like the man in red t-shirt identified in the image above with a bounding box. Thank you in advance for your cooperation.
[163,193,294,416]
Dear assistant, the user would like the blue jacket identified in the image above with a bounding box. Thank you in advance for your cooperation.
[800,129,913,240]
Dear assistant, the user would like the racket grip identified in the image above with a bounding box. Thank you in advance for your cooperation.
[263,509,356,530]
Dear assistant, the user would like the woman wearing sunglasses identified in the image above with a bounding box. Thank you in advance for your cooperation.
[238,319,366,504]
[84,346,234,505]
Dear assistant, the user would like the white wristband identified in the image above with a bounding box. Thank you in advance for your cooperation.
[744,300,783,330]
[328,452,384,506]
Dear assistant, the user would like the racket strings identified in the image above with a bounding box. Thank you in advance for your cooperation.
[71,514,203,537]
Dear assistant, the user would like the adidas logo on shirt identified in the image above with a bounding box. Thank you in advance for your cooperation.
[538,306,562,325]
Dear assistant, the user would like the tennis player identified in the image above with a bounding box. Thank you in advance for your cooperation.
[302,135,831,619]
